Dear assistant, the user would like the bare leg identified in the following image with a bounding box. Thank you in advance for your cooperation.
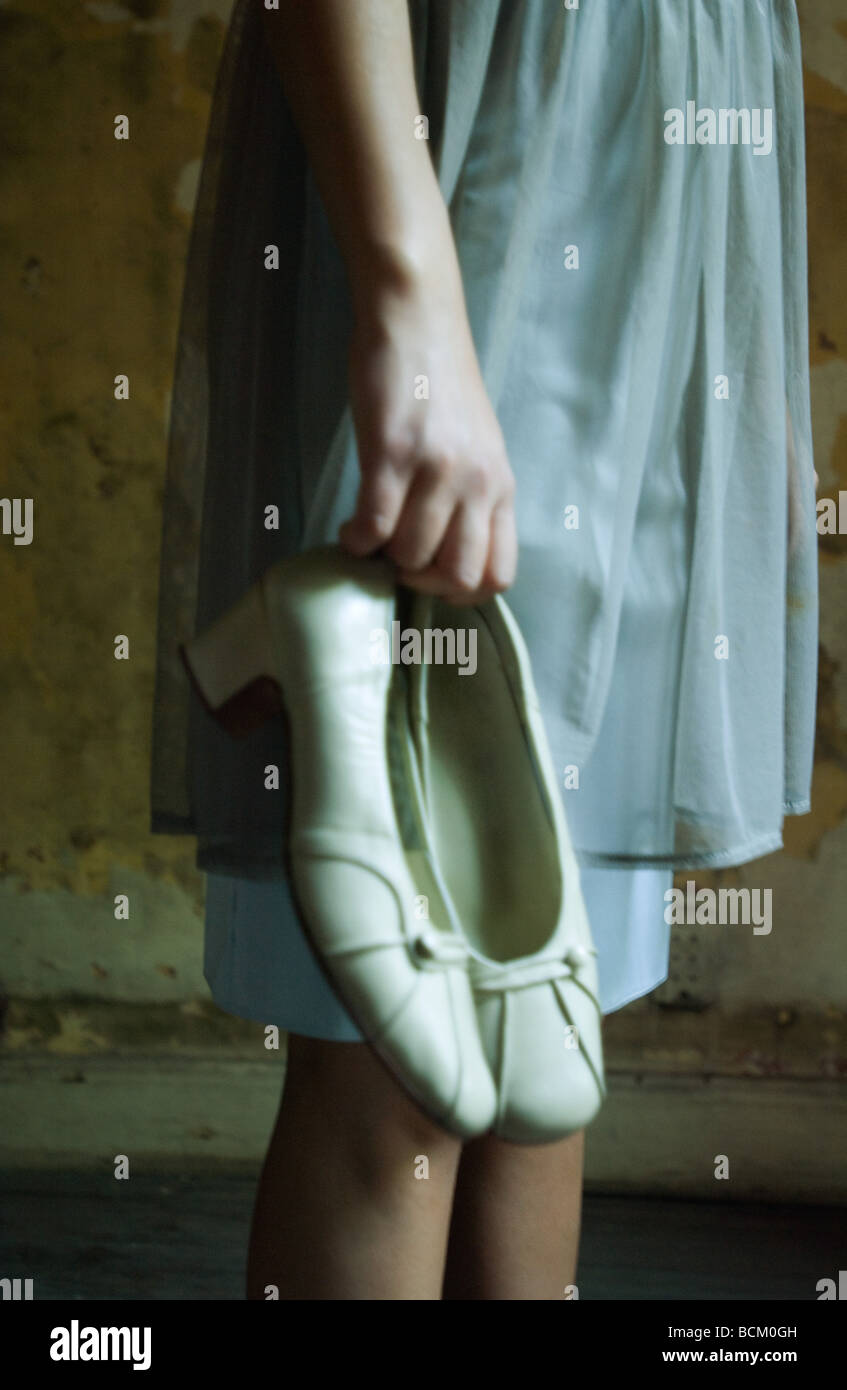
[442,1129,585,1300]
[246,1032,463,1300]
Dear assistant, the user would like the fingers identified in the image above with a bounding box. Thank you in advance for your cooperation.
[339,434,517,600]
[424,498,491,595]
[484,495,518,593]
[397,495,517,606]
[384,464,460,572]
[338,455,409,556]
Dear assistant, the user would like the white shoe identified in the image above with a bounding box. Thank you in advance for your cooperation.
[180,544,497,1138]
[406,590,606,1144]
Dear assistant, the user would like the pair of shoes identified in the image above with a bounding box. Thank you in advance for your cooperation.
[180,544,605,1142]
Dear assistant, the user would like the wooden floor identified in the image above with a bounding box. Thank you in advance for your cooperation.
[1,1167,842,1300]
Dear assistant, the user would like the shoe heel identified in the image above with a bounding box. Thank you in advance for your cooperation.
[179,581,283,738]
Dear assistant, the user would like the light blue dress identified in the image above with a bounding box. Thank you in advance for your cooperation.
[149,1,817,1037]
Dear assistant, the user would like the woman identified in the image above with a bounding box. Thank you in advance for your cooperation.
[150,0,818,1299]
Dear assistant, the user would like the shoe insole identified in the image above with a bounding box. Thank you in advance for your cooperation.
[422,599,560,962]
[385,609,466,944]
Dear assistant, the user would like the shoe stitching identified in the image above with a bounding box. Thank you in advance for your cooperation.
[550,978,607,1100]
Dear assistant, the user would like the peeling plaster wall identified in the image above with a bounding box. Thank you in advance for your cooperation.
[0,0,233,1016]
[0,3,845,1079]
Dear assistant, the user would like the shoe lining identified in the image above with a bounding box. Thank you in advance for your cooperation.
[422,599,561,962]
[385,586,464,939]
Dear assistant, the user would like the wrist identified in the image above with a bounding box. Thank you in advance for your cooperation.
[346,205,465,324]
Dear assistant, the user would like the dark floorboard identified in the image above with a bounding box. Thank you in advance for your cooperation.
[1,1169,843,1300]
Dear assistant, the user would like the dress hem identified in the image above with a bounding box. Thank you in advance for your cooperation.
[576,829,785,871]
[203,983,363,1043]
[203,969,669,1036]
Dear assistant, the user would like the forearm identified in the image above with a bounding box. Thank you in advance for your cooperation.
[261,0,459,316]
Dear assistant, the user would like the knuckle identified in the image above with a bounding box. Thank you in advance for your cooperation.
[377,429,416,473]
[418,451,454,485]
[441,560,478,595]
[385,535,418,570]
[359,511,393,544]
[500,472,516,502]
[494,461,516,500]
[461,459,491,498]
[483,555,514,594]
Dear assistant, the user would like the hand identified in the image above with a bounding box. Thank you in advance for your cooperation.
[338,265,517,605]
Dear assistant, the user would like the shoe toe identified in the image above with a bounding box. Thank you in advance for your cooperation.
[476,979,605,1144]
[378,970,497,1138]
[292,854,495,1137]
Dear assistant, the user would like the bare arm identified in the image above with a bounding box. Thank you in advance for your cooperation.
[262,1,516,602]
[261,0,455,313]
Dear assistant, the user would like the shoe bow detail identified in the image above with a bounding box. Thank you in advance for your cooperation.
[470,945,598,995]
[411,925,471,969]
